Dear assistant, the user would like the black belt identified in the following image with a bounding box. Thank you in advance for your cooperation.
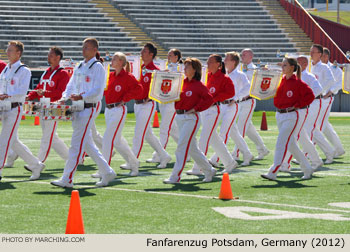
[135,99,151,104]
[300,105,309,110]
[315,95,323,99]
[84,103,97,108]
[241,96,252,102]
[211,102,220,106]
[277,108,296,113]
[221,99,235,105]
[11,102,22,108]
[176,109,187,114]
[106,102,123,109]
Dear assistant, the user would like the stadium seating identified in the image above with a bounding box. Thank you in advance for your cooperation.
[110,0,300,62]
[0,0,142,67]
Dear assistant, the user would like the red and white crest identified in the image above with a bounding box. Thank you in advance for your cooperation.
[115,85,122,92]
[85,76,91,83]
[10,79,15,85]
[209,87,216,94]
[48,81,55,88]
[185,91,192,97]
[161,79,172,94]
[260,77,271,92]
[65,67,74,78]
[143,76,149,83]
[287,90,293,97]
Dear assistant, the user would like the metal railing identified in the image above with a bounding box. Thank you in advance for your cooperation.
[279,0,349,63]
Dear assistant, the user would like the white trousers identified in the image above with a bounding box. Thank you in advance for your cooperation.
[169,113,212,182]
[102,105,138,166]
[158,102,179,149]
[192,105,235,172]
[61,107,113,184]
[132,101,167,159]
[320,96,344,154]
[282,108,322,166]
[234,99,267,158]
[307,98,335,159]
[91,101,103,151]
[210,102,252,163]
[0,106,40,171]
[268,111,312,175]
[38,118,69,162]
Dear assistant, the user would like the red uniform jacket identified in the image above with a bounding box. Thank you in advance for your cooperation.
[175,78,214,112]
[206,70,235,103]
[104,69,143,104]
[274,74,315,109]
[27,66,70,102]
[139,61,159,100]
[0,60,6,73]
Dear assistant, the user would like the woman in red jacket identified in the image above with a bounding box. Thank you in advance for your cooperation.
[261,57,315,181]
[186,54,238,176]
[163,58,217,184]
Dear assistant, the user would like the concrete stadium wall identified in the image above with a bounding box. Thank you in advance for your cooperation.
[31,70,350,113]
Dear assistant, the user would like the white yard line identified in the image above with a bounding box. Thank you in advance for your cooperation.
[2,178,350,214]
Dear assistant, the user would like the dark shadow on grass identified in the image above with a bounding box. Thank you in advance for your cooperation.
[77,164,98,172]
[0,181,16,190]
[33,187,96,197]
[253,175,318,189]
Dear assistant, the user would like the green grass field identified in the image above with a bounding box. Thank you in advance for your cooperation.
[0,112,349,234]
[309,11,350,26]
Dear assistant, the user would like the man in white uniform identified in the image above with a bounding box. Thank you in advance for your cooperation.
[51,38,116,188]
[234,49,269,160]
[0,41,45,181]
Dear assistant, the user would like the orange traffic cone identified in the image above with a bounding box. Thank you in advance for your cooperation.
[21,115,26,120]
[260,111,268,131]
[34,116,40,126]
[153,110,159,128]
[65,190,85,234]
[219,173,234,200]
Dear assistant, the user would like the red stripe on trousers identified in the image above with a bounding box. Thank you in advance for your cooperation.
[236,99,255,158]
[163,111,176,149]
[68,108,95,183]
[216,103,238,163]
[177,113,199,182]
[204,105,220,155]
[287,108,308,165]
[310,99,322,142]
[320,96,332,131]
[136,101,155,158]
[272,111,299,174]
[41,121,57,163]
[81,102,100,160]
[1,106,21,169]
[108,106,126,165]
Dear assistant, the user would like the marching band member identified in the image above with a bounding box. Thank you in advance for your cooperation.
[279,56,324,172]
[51,38,116,188]
[0,41,45,181]
[309,44,336,164]
[121,42,172,170]
[209,51,254,167]
[100,52,142,177]
[0,60,6,73]
[6,47,70,168]
[261,57,314,180]
[320,48,345,158]
[164,58,216,184]
[235,49,269,160]
[186,54,237,175]
[146,48,180,163]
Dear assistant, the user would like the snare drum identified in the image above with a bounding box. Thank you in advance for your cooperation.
[23,101,41,116]
[42,104,73,121]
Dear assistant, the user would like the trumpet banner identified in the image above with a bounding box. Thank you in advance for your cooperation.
[149,71,184,104]
[250,69,282,100]
[126,55,141,80]
[342,64,350,94]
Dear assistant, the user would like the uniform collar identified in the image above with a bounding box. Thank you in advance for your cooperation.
[312,60,322,67]
[115,68,126,77]
[84,57,97,66]
[283,74,297,80]
[9,60,21,69]
[47,65,60,73]
[143,61,156,69]
[209,70,222,78]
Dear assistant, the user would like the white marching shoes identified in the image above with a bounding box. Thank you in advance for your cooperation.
[157,154,172,168]
[96,170,117,187]
[241,153,254,166]
[255,148,270,160]
[51,178,73,188]
[202,168,217,182]
[222,161,238,174]
[29,162,45,180]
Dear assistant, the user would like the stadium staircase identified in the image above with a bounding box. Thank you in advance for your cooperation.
[0,0,143,67]
[108,0,311,63]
